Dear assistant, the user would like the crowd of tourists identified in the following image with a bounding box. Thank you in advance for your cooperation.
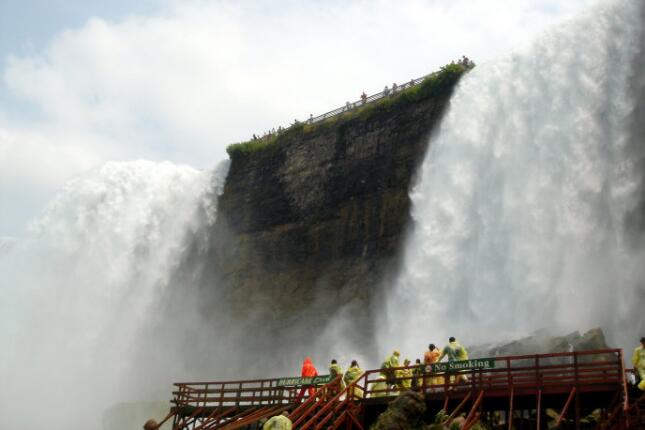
[143,336,645,429]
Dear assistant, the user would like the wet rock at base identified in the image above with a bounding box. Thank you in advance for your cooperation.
[370,390,427,430]
[468,327,609,358]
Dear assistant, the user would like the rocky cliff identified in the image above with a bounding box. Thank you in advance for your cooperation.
[182,64,471,368]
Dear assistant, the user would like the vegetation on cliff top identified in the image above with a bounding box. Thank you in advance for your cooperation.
[226,60,474,160]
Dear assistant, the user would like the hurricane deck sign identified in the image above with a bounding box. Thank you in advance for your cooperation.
[276,375,333,387]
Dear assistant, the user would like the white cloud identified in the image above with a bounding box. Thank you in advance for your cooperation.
[0,0,598,234]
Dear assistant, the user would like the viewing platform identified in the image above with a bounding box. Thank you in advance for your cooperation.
[156,349,643,430]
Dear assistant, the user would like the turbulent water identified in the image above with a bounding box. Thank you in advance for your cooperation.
[0,160,228,429]
[384,0,645,358]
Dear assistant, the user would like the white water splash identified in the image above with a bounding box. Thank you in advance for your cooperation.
[385,0,645,358]
[0,160,228,430]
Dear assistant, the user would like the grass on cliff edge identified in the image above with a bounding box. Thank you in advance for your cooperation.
[226,61,473,160]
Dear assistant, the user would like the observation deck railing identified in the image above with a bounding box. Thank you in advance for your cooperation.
[305,73,430,126]
[357,348,624,399]
[172,349,624,411]
[167,349,631,430]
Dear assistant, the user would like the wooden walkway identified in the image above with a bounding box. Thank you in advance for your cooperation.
[156,349,642,430]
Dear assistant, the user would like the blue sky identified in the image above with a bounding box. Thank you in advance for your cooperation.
[0,0,599,236]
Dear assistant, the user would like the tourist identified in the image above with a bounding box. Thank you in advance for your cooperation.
[439,337,469,384]
[263,411,292,430]
[632,337,645,391]
[381,350,401,387]
[424,343,442,386]
[370,375,388,397]
[411,358,424,390]
[295,357,318,402]
[344,360,364,398]
[329,359,345,391]
[396,358,413,391]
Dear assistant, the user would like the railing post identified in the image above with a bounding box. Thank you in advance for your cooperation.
[574,351,579,385]
[204,383,208,413]
[535,355,539,388]
[236,382,242,407]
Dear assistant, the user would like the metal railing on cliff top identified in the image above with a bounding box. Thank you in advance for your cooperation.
[250,57,474,141]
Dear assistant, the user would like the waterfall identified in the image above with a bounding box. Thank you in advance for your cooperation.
[385,0,645,357]
[0,160,229,429]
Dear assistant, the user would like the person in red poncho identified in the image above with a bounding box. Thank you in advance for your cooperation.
[295,357,318,402]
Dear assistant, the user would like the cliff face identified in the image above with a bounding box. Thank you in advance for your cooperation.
[188,66,468,363]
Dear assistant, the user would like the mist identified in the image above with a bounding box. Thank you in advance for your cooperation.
[0,160,229,429]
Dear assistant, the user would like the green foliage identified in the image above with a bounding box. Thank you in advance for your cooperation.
[226,123,304,160]
[225,137,277,158]
[226,60,474,160]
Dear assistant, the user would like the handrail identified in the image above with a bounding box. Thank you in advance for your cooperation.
[171,349,624,411]
[246,58,474,143]
[358,349,622,398]
[620,350,629,413]
[289,375,342,422]
[306,74,428,125]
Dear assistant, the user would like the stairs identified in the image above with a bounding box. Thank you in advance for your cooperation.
[625,389,645,428]
[290,380,364,430]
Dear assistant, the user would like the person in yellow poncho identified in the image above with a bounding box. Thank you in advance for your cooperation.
[395,358,413,392]
[262,412,292,430]
[370,376,389,398]
[381,350,401,387]
[329,359,346,392]
[632,337,645,391]
[344,360,364,399]
[439,337,469,384]
[411,358,424,390]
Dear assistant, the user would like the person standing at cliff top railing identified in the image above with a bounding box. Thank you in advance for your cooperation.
[360,92,367,104]
[295,357,318,402]
[632,337,645,391]
[439,337,469,384]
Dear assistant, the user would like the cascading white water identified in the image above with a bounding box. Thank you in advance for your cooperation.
[385,0,645,357]
[0,160,228,430]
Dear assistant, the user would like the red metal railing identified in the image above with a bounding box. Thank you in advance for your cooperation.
[172,376,342,430]
[169,349,628,429]
[354,349,623,399]
[173,377,324,409]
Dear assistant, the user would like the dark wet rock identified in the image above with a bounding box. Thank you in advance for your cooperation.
[468,328,609,359]
[177,68,466,369]
[370,391,427,430]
